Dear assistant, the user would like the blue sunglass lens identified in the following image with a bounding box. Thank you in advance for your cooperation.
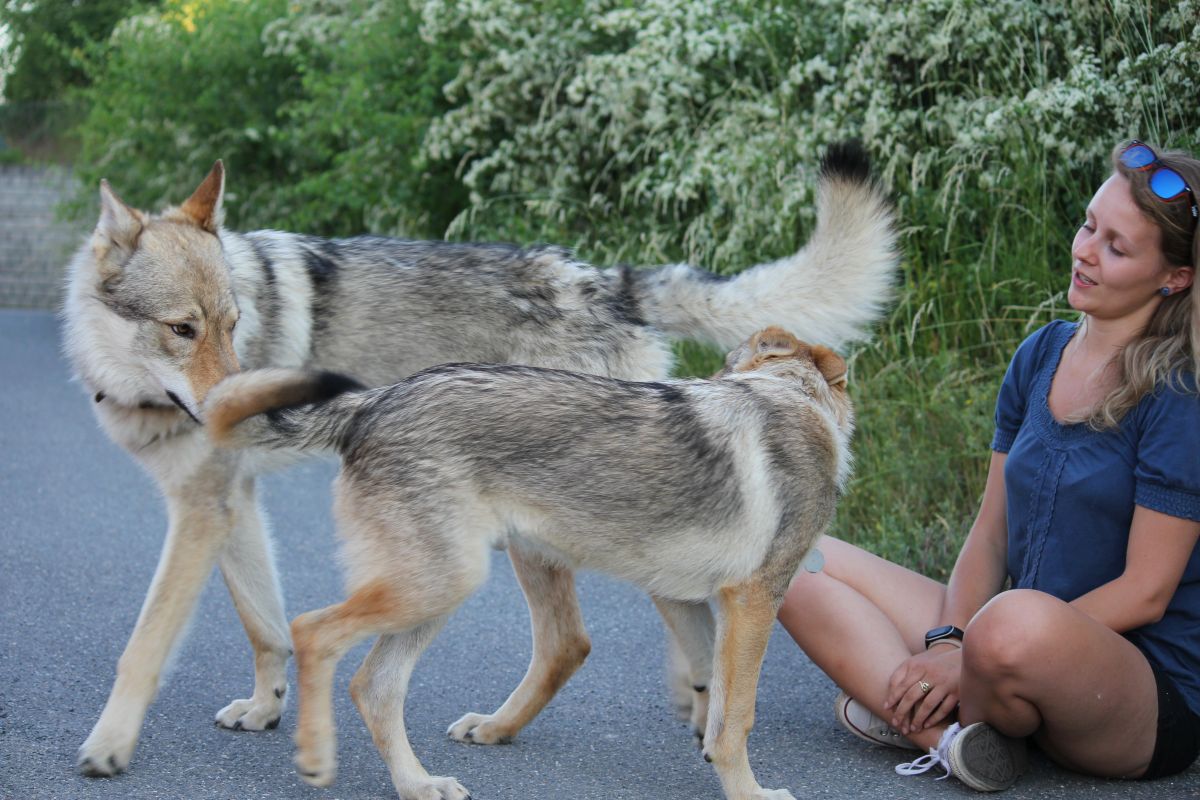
[1121,144,1156,169]
[1149,167,1186,200]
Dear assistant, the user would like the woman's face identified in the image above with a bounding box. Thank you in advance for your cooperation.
[1068,173,1190,321]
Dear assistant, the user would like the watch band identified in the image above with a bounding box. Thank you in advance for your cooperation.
[924,624,965,649]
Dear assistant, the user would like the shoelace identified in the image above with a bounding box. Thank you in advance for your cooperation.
[895,722,961,779]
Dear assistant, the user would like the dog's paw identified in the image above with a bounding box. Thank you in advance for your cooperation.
[446,712,515,745]
[294,738,336,788]
[749,789,796,800]
[401,775,472,800]
[215,690,285,731]
[77,724,137,777]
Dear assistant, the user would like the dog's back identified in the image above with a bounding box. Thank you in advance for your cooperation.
[220,234,676,384]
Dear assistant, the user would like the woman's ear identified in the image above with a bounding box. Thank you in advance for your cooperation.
[1166,264,1194,294]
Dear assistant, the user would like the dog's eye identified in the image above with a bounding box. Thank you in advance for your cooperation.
[169,323,196,339]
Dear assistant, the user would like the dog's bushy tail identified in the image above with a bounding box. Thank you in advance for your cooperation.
[205,368,366,453]
[633,141,898,351]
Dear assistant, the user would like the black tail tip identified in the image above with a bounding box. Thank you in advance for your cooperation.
[820,140,872,184]
[312,371,366,402]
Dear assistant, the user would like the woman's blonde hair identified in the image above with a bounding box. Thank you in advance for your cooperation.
[1088,140,1199,429]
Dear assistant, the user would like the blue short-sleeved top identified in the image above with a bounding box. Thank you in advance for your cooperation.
[992,320,1200,716]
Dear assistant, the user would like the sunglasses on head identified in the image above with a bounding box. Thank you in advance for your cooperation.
[1119,141,1199,225]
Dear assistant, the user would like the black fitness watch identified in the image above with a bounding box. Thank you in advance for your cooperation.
[924,625,965,649]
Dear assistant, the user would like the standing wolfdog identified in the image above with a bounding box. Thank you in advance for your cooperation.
[62,142,896,777]
[202,327,854,800]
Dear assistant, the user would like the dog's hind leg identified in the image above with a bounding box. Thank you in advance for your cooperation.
[293,574,479,794]
[703,579,794,800]
[78,468,238,777]
[653,598,715,744]
[447,542,590,745]
[353,624,471,800]
[214,476,292,732]
[291,583,399,788]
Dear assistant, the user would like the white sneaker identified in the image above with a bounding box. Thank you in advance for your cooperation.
[895,721,1028,792]
[833,692,920,751]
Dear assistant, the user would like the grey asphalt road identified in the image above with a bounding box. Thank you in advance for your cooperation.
[1,308,1198,800]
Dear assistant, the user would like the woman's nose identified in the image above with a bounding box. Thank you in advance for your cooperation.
[1072,230,1097,264]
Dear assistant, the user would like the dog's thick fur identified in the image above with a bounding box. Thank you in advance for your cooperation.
[61,143,896,777]
[204,327,853,800]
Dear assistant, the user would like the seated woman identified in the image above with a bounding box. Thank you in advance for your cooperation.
[779,140,1200,791]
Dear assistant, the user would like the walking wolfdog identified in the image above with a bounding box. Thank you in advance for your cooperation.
[62,143,896,777]
[204,326,854,800]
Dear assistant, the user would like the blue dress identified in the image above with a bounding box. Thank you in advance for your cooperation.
[992,320,1200,716]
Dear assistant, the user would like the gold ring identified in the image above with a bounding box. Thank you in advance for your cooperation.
[919,681,933,694]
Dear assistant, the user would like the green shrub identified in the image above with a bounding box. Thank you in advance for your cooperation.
[72,0,466,236]
[72,0,304,224]
[262,1,467,236]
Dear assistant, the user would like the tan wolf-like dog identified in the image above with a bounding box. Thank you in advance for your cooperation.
[203,327,853,800]
[62,143,895,777]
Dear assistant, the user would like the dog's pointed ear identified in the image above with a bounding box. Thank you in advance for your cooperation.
[810,344,848,388]
[94,180,146,280]
[752,327,804,359]
[97,180,144,248]
[179,160,225,233]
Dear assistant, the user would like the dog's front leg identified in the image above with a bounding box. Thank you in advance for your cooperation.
[78,468,238,777]
[703,580,794,800]
[448,543,590,745]
[653,597,715,744]
[214,475,292,731]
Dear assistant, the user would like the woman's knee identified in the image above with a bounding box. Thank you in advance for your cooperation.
[964,589,1066,680]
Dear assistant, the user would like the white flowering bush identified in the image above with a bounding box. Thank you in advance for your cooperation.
[420,0,823,266]
[419,0,1198,266]
[74,0,1200,571]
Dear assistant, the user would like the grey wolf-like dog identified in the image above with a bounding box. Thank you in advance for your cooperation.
[204,326,854,800]
[61,143,896,776]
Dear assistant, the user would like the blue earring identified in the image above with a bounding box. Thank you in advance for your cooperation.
[1161,287,1172,296]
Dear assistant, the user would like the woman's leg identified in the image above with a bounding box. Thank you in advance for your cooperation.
[960,589,1158,777]
[778,535,948,749]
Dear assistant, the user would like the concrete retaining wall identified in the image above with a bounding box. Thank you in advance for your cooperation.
[0,165,85,310]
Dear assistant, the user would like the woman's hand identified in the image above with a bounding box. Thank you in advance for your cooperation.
[883,646,962,735]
